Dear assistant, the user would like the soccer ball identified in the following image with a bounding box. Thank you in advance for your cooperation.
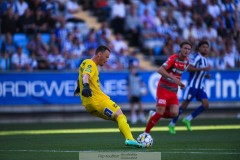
[137,133,153,148]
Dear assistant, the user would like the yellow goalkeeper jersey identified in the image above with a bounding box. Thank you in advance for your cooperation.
[78,59,110,106]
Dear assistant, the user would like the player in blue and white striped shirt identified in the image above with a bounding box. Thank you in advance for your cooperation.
[168,40,211,134]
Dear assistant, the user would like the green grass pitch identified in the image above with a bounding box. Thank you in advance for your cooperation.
[0,118,240,160]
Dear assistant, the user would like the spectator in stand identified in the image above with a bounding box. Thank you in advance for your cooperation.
[28,52,38,70]
[70,37,85,69]
[45,7,57,32]
[165,10,178,32]
[96,21,111,41]
[140,8,155,29]
[161,38,175,56]
[192,0,207,17]
[73,26,83,42]
[128,50,140,68]
[1,7,18,34]
[207,0,221,21]
[97,31,110,46]
[27,33,49,58]
[178,0,192,11]
[34,8,48,33]
[140,20,160,56]
[42,0,63,22]
[18,8,35,34]
[81,47,95,61]
[48,45,65,70]
[13,0,28,17]
[125,3,140,46]
[235,37,240,68]
[187,21,204,41]
[216,18,229,39]
[177,10,192,32]
[84,34,98,51]
[111,0,126,34]
[138,0,156,17]
[55,19,69,47]
[111,33,128,53]
[11,46,31,71]
[224,39,236,69]
[94,0,111,22]
[118,48,130,70]
[215,48,227,70]
[48,33,60,51]
[203,23,218,43]
[158,0,178,9]
[154,8,163,27]
[1,32,17,58]
[0,52,10,71]
[62,32,74,53]
[65,0,82,22]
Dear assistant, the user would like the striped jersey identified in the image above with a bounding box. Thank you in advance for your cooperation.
[159,54,189,92]
[187,52,208,89]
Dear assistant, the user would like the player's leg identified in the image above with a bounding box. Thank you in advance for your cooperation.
[145,87,167,133]
[114,109,143,148]
[99,100,142,147]
[145,105,165,133]
[168,87,194,134]
[182,90,208,131]
[184,99,209,121]
[168,100,190,133]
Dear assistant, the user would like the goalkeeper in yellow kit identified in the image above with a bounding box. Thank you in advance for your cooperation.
[74,45,143,148]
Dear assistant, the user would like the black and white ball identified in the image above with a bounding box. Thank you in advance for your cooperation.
[137,133,153,148]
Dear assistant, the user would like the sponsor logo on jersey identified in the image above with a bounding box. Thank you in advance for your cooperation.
[85,68,92,73]
[158,99,166,105]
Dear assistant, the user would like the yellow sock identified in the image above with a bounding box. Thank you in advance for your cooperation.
[116,114,134,140]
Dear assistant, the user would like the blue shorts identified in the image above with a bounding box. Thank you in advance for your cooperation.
[183,87,208,102]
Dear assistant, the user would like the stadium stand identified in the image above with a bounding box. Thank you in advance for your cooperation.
[0,0,240,72]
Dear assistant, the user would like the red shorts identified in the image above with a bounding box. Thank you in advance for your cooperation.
[156,86,179,108]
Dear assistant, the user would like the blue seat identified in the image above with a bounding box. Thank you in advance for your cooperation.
[41,33,50,43]
[13,34,30,55]
[13,33,28,48]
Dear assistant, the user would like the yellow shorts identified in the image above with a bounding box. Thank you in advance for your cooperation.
[84,99,121,120]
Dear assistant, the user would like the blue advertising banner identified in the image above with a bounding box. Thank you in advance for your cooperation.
[0,70,239,105]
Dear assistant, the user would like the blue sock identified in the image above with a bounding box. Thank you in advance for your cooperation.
[191,105,205,118]
[171,107,183,124]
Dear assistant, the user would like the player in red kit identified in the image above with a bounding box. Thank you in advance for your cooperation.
[144,41,192,135]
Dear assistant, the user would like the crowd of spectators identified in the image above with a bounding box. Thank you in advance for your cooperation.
[1,0,240,72]
[0,0,140,72]
[84,0,240,70]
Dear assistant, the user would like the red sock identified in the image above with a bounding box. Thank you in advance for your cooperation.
[145,112,162,133]
[163,109,172,118]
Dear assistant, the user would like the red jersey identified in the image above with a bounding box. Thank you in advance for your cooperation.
[158,54,189,92]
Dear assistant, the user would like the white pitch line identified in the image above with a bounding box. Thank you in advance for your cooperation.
[172,149,240,151]
[163,151,240,155]
[0,149,239,155]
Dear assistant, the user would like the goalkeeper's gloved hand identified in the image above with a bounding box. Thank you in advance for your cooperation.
[82,83,92,97]
[74,87,80,96]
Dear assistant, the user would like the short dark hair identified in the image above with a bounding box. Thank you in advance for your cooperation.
[180,41,192,48]
[197,40,209,49]
[95,45,111,55]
